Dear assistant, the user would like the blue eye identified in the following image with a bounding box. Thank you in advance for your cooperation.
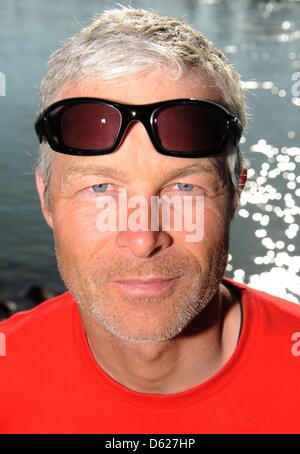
[92,183,109,193]
[176,183,194,191]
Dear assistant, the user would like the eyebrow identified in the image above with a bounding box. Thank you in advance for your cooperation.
[65,164,127,182]
[163,163,214,182]
[64,162,214,183]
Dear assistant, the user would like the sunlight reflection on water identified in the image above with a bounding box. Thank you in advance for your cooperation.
[229,135,299,302]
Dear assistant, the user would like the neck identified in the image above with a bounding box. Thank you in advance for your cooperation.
[81,282,241,394]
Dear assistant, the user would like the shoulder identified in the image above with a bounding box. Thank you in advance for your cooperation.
[223,277,300,363]
[0,291,76,342]
[223,276,300,321]
[0,291,78,389]
[0,292,79,422]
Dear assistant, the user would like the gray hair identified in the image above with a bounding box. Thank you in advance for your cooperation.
[36,6,247,211]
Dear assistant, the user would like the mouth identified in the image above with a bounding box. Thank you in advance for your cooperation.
[110,277,180,296]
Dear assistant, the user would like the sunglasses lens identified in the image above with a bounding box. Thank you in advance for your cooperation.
[155,104,229,153]
[49,103,121,151]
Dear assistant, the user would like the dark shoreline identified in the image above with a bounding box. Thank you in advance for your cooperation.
[0,285,60,321]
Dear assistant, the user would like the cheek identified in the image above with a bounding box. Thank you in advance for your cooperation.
[52,200,112,256]
[204,201,229,234]
[175,196,229,254]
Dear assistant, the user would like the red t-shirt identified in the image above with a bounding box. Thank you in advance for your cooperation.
[0,277,300,434]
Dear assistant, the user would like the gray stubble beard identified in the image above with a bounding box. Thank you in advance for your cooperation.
[55,232,229,343]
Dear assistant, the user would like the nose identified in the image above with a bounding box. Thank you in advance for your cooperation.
[116,229,172,258]
[115,194,173,258]
[113,119,174,257]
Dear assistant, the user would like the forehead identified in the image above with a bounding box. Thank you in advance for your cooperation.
[57,68,221,105]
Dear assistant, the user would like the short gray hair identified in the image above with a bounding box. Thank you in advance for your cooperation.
[36,6,247,210]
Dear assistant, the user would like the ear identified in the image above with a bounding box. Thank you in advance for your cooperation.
[239,168,247,192]
[35,170,53,229]
[228,168,248,222]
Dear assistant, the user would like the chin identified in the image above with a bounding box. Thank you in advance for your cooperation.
[85,298,201,343]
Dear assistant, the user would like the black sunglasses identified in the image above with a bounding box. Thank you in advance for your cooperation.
[35,97,243,158]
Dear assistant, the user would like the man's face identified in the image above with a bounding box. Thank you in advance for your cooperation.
[37,69,234,342]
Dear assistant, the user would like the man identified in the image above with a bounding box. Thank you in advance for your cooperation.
[1,7,300,434]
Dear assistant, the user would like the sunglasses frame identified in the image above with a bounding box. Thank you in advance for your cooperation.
[35,97,243,158]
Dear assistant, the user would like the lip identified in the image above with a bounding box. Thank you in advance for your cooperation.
[110,277,179,296]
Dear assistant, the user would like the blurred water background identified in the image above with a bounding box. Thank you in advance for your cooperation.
[0,0,299,312]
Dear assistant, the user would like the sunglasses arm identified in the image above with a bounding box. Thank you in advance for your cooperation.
[229,117,243,148]
[35,113,45,144]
